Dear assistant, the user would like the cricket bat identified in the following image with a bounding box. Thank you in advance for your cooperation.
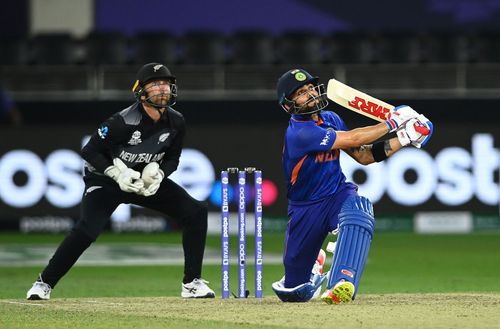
[326,78,395,123]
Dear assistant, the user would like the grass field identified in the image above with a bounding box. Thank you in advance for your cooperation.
[1,232,500,328]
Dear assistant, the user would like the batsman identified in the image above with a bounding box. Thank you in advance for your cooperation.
[272,69,433,304]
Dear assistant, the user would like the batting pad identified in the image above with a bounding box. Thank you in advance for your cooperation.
[326,196,375,299]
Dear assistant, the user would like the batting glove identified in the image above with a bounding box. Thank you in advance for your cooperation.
[396,116,432,148]
[409,114,433,148]
[385,105,419,132]
[139,162,164,197]
[396,127,411,147]
[104,158,144,193]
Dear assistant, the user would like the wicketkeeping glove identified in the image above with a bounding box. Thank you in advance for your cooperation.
[385,105,419,132]
[104,158,144,193]
[139,162,164,197]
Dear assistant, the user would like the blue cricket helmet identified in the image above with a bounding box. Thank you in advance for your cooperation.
[277,69,318,105]
[276,68,328,115]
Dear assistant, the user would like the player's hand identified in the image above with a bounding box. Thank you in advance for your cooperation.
[394,105,419,120]
[139,162,164,197]
[396,117,432,148]
[409,114,433,148]
[104,158,144,193]
[396,127,411,147]
[385,105,419,132]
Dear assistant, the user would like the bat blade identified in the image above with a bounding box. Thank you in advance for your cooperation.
[326,79,394,122]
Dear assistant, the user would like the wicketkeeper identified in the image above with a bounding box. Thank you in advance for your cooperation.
[272,68,433,303]
[26,63,215,300]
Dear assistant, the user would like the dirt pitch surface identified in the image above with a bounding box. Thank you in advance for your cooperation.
[2,293,500,329]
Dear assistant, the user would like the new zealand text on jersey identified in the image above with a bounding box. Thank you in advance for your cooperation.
[119,151,165,163]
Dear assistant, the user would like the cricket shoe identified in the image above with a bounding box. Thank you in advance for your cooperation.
[321,280,355,305]
[311,249,326,299]
[26,275,51,300]
[181,278,215,298]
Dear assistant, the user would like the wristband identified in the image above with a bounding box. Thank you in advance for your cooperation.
[372,141,388,162]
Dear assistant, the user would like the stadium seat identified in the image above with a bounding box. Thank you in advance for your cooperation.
[133,31,177,65]
[372,31,421,64]
[31,33,77,65]
[230,30,275,65]
[276,31,324,65]
[0,35,29,65]
[326,32,374,64]
[468,31,500,63]
[181,31,226,65]
[418,32,470,63]
[85,31,128,65]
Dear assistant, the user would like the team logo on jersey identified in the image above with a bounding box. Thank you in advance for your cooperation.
[97,126,109,139]
[128,130,142,145]
[85,186,102,196]
[320,128,334,146]
[158,133,170,144]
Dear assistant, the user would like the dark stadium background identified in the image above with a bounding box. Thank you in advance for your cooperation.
[1,0,499,233]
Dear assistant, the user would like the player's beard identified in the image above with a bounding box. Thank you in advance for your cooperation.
[306,96,320,107]
[146,92,171,108]
[300,95,319,112]
[295,95,325,114]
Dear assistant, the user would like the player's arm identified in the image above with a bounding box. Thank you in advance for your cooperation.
[290,121,388,156]
[334,102,434,151]
[332,122,389,150]
[82,117,145,193]
[344,116,432,164]
[344,137,403,165]
[330,103,422,150]
[291,112,421,158]
[81,116,127,172]
[158,117,185,177]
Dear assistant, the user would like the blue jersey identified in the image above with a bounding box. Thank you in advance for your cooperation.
[283,111,349,202]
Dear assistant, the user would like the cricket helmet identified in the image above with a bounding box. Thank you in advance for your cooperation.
[132,63,177,107]
[276,68,328,115]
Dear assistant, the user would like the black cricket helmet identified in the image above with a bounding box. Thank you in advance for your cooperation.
[276,68,328,115]
[132,63,178,108]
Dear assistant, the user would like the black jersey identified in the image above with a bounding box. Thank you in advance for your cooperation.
[82,102,185,178]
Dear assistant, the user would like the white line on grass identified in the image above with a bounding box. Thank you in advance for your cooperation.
[81,300,126,306]
[0,244,283,267]
[0,300,47,307]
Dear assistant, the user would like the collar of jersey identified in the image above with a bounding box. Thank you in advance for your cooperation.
[291,113,324,126]
[138,102,170,123]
